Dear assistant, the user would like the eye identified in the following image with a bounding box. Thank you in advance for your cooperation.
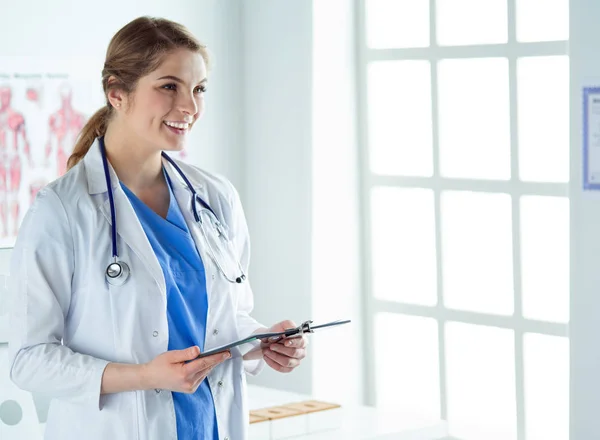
[194,85,207,94]
[161,83,177,91]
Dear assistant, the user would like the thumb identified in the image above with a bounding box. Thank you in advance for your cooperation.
[276,320,297,331]
[169,346,200,363]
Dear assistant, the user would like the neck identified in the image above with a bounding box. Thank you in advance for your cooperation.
[103,121,164,191]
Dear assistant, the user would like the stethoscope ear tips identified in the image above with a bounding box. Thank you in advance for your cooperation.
[106,261,131,286]
[235,274,247,284]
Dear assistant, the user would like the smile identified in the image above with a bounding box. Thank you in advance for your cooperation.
[164,121,190,129]
[163,121,190,135]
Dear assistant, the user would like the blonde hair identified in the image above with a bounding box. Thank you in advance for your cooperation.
[67,16,209,170]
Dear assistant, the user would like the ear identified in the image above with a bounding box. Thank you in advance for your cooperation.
[106,76,125,109]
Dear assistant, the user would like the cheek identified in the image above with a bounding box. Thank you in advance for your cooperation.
[136,91,171,114]
[137,96,171,127]
[150,94,173,113]
[195,98,206,118]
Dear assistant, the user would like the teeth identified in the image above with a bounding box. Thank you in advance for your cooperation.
[164,121,190,130]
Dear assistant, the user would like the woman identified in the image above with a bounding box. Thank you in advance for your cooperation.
[7,16,307,440]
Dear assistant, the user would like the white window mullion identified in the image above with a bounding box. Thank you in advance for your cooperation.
[508,0,526,437]
[429,0,448,423]
[356,0,378,408]
[372,300,568,338]
[367,41,568,62]
[369,175,569,197]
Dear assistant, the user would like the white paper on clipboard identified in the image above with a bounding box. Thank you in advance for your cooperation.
[583,86,600,190]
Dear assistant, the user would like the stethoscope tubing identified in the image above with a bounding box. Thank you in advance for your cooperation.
[99,138,246,285]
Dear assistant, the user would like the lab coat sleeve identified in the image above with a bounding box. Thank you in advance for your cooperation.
[8,187,110,409]
[228,182,266,376]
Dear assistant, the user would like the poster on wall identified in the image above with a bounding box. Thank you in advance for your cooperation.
[0,57,104,248]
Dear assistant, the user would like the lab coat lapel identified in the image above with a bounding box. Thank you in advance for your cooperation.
[162,157,211,237]
[99,191,167,298]
[83,140,167,299]
[164,160,214,303]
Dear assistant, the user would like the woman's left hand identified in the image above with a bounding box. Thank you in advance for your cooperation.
[261,320,308,373]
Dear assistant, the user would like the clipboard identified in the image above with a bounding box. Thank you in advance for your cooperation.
[194,319,351,359]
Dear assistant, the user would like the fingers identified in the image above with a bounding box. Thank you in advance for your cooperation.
[280,336,308,349]
[264,353,294,373]
[191,365,213,387]
[279,320,297,330]
[263,347,303,370]
[180,354,227,394]
[180,367,213,394]
[169,346,201,363]
[269,342,307,359]
[263,335,307,371]
[262,334,308,348]
[184,351,230,376]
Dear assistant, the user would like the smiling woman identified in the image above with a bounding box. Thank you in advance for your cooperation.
[7,15,309,440]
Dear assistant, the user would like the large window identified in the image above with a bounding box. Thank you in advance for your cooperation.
[357,1,569,439]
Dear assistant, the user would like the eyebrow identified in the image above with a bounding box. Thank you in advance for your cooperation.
[156,75,207,85]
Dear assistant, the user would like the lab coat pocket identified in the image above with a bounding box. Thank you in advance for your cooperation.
[99,390,136,412]
[100,391,140,439]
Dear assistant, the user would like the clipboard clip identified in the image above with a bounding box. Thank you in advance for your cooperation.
[268,320,314,342]
[298,320,314,335]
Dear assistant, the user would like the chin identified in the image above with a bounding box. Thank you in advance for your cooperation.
[162,143,186,153]
[160,136,188,152]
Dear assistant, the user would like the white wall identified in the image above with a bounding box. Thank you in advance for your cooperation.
[311,0,363,406]
[241,0,363,403]
[570,1,600,439]
[241,0,315,394]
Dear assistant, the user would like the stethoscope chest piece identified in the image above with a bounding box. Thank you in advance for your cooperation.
[106,260,130,286]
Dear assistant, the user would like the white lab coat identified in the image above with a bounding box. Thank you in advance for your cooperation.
[7,138,266,440]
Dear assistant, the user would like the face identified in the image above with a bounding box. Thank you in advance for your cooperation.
[115,48,207,153]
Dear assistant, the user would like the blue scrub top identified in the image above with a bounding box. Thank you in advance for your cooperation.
[122,171,219,440]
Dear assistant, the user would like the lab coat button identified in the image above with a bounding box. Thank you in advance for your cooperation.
[152,331,159,337]
[213,329,219,335]
[218,380,224,388]
[212,273,215,280]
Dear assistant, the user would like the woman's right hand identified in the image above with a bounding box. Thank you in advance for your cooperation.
[141,346,230,394]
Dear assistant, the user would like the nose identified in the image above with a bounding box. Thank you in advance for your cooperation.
[178,90,199,117]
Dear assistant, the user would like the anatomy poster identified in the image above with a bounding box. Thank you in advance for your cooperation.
[0,57,103,247]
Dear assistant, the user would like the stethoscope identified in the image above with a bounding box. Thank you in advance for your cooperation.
[100,139,247,286]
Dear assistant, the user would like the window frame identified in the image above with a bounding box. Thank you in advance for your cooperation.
[355,1,570,439]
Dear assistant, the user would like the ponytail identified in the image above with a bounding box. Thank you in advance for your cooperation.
[67,106,111,171]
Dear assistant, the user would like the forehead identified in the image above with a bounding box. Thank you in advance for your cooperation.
[150,49,207,83]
